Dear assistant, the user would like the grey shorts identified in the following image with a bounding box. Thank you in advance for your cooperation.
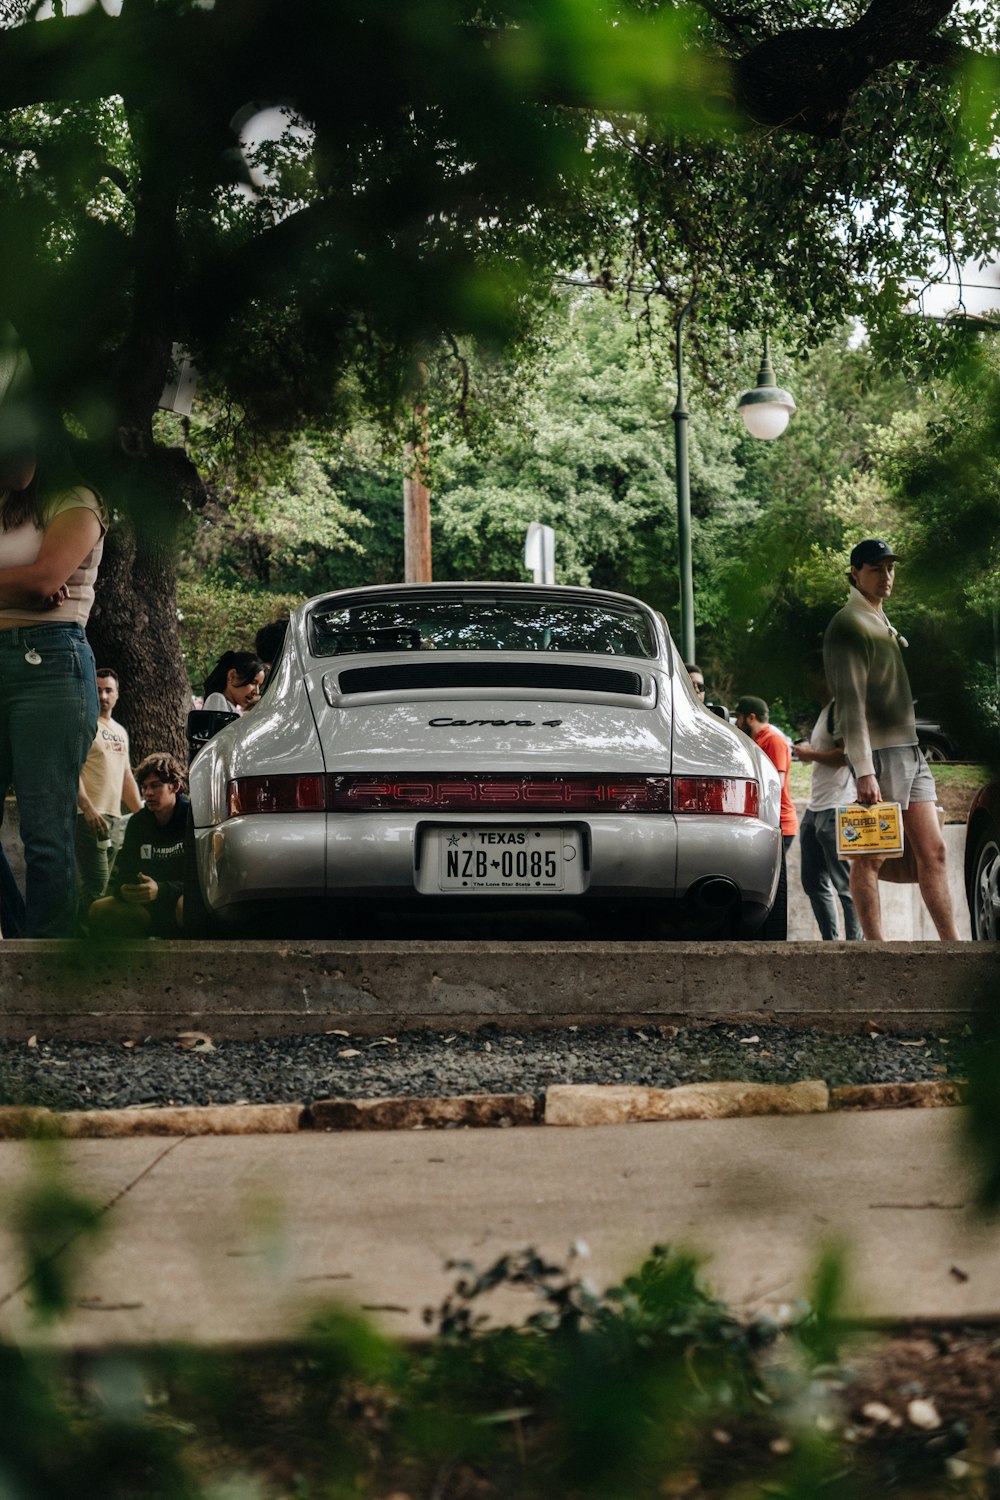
[870,746,937,809]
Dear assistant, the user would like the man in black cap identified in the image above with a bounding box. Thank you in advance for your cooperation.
[822,539,958,941]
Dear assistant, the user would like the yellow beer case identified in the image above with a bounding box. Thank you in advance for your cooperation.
[836,801,905,859]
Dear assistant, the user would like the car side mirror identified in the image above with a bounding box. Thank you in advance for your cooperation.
[187,708,238,761]
[707,702,730,721]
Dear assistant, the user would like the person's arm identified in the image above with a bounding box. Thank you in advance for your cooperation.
[113,813,143,897]
[121,766,143,814]
[823,620,876,782]
[120,871,159,905]
[78,775,109,836]
[793,744,847,767]
[0,505,102,609]
[773,734,791,780]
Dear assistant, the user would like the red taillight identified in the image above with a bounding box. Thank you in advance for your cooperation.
[328,773,673,812]
[227,775,327,816]
[225,772,758,817]
[672,777,759,816]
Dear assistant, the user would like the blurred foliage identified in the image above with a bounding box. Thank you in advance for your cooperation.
[0,1232,869,1500]
[963,1007,1000,1218]
[3,1142,106,1324]
[3,1165,999,1495]
[0,0,997,440]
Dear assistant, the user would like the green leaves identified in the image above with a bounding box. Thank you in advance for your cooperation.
[5,1143,106,1324]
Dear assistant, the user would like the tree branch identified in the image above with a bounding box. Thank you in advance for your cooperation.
[735,0,973,136]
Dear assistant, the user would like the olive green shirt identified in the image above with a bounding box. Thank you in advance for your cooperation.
[822,588,916,780]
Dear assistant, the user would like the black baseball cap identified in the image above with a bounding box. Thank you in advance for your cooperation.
[850,538,900,568]
[734,695,768,720]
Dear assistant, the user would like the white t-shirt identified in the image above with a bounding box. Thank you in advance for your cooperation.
[0,485,107,627]
[807,701,857,812]
[202,692,241,714]
[80,714,131,817]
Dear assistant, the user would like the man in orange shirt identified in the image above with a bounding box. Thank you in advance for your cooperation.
[735,695,799,850]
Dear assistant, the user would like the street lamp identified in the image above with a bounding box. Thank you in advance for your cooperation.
[671,294,697,664]
[736,334,797,440]
[673,313,797,663]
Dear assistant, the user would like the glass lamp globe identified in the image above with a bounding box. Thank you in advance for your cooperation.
[739,400,793,440]
[736,338,796,441]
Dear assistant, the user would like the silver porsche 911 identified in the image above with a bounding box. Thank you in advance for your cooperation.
[184,583,786,939]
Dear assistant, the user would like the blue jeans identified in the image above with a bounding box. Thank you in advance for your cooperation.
[799,807,863,941]
[0,624,98,937]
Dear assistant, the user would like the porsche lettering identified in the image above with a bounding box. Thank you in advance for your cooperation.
[428,717,563,727]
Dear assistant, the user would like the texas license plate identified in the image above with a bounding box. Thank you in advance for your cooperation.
[433,827,580,891]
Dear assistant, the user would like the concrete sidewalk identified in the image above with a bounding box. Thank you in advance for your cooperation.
[1,1107,997,1347]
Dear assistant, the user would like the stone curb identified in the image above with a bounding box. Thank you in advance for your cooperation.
[311,1093,541,1131]
[829,1079,967,1110]
[0,1103,306,1139]
[0,1078,967,1139]
[544,1079,831,1126]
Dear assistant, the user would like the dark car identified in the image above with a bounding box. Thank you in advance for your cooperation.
[914,714,962,763]
[964,780,1000,941]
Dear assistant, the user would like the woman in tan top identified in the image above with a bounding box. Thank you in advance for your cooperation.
[0,381,107,936]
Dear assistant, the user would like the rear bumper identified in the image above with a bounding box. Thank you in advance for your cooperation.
[195,811,780,919]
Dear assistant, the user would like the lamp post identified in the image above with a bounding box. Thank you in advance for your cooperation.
[672,294,697,664]
[673,316,797,663]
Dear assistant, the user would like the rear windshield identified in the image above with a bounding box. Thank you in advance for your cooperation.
[308,594,657,659]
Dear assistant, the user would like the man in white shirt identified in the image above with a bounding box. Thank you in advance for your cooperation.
[793,700,863,940]
[77,668,142,916]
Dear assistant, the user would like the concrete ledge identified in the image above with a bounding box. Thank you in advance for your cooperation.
[0,939,994,1040]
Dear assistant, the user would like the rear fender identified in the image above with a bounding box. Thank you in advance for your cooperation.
[188,666,325,828]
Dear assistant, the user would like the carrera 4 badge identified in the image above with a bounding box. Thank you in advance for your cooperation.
[428,717,564,728]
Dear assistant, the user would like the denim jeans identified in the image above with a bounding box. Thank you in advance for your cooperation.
[0,623,98,937]
[799,807,863,941]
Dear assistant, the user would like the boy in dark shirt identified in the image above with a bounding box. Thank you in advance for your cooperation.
[87,753,188,937]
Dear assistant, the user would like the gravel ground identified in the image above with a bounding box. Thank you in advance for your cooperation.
[0,1023,974,1112]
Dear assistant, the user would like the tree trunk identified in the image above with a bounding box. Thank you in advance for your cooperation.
[86,445,202,765]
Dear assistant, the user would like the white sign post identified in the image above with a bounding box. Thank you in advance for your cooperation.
[524,522,555,585]
[158,344,198,417]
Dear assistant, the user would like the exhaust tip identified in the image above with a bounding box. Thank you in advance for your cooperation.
[690,876,741,914]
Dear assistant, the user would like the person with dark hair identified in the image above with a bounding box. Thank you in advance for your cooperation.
[202,650,265,714]
[793,698,863,941]
[734,695,799,851]
[87,753,188,938]
[76,667,143,917]
[254,618,288,671]
[0,336,106,937]
[685,663,705,697]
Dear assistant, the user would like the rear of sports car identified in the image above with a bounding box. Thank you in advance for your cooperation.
[186,585,784,938]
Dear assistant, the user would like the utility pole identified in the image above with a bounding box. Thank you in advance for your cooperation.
[403,362,432,582]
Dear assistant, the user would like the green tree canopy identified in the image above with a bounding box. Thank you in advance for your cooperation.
[0,0,997,752]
